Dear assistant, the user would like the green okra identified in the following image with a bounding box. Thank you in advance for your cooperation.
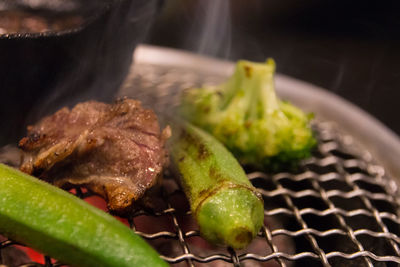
[169,122,264,249]
[0,163,168,267]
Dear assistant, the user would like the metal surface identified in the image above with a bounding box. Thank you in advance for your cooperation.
[2,45,400,266]
[128,45,400,180]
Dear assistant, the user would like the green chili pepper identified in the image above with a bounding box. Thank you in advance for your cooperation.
[169,122,264,249]
[0,163,168,267]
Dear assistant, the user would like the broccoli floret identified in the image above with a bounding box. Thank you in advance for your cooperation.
[179,59,316,170]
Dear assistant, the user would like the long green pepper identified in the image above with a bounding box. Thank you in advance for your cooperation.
[169,122,264,249]
[0,163,168,267]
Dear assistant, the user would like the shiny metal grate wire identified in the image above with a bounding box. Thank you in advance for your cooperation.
[2,63,400,267]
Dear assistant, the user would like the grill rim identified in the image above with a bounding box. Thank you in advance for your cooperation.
[126,45,400,180]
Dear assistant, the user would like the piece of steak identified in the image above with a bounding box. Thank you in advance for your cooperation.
[19,98,170,214]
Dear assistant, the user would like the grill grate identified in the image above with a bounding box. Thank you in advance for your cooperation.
[2,62,400,266]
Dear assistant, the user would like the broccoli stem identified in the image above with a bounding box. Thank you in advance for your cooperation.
[222,59,282,121]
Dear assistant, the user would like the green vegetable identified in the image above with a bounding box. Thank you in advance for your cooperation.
[0,163,168,267]
[180,59,316,169]
[169,122,264,249]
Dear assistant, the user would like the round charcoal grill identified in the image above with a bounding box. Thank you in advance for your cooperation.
[2,45,400,267]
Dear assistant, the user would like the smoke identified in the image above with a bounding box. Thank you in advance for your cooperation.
[185,0,231,59]
[28,0,160,125]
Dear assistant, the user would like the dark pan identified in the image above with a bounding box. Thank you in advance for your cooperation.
[0,0,162,145]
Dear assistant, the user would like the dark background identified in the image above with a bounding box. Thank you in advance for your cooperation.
[145,0,400,136]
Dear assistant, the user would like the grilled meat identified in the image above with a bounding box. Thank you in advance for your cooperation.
[19,98,170,214]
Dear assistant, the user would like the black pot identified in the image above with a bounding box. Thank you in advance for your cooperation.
[0,0,162,145]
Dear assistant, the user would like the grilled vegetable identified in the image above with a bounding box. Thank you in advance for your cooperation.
[0,163,168,267]
[180,59,316,170]
[169,122,264,249]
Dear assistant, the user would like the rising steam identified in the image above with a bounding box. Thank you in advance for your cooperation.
[27,0,160,127]
[185,0,231,59]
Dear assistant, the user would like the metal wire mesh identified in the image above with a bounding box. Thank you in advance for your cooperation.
[2,63,400,267]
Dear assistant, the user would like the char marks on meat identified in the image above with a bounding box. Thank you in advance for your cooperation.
[19,98,170,214]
